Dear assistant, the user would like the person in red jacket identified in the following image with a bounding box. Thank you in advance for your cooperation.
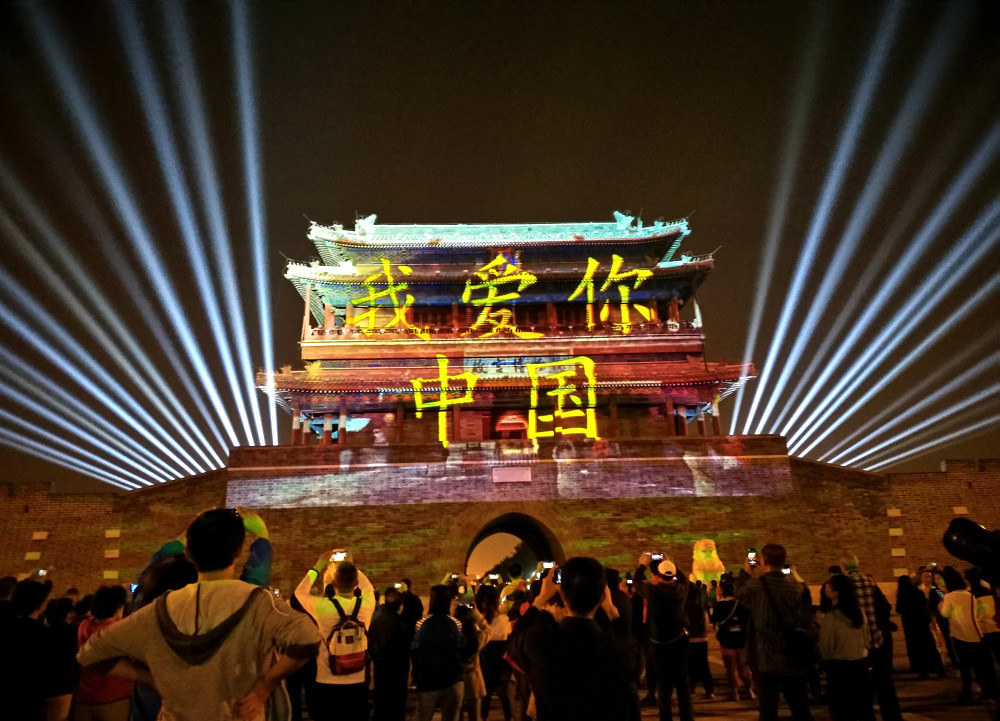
[75,585,132,720]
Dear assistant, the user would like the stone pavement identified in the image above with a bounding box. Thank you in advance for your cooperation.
[635,672,997,720]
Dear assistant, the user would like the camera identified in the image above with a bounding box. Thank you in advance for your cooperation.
[943,517,1000,585]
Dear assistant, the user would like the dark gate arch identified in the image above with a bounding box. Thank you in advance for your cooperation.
[464,512,565,571]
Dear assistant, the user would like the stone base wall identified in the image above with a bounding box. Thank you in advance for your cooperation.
[1,444,997,601]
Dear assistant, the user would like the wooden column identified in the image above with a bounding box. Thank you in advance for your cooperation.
[663,398,675,436]
[451,302,460,332]
[547,301,558,329]
[323,303,334,331]
[337,397,348,445]
[675,404,688,436]
[608,398,619,438]
[696,410,707,436]
[301,284,312,340]
[711,402,723,436]
[321,413,333,445]
[290,409,301,445]
[395,402,405,444]
[668,299,681,324]
[299,416,310,445]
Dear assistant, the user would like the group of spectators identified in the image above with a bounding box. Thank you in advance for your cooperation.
[1,508,998,721]
[896,564,1000,704]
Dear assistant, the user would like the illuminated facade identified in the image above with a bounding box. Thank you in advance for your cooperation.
[260,212,754,452]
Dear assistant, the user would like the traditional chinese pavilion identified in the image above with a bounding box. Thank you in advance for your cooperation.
[260,212,754,452]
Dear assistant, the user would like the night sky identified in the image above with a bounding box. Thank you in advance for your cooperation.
[0,1,997,493]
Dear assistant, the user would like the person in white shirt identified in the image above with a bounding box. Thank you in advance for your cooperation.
[296,549,376,721]
[938,567,999,705]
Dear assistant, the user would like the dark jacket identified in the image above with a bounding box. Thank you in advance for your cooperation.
[369,604,410,669]
[410,614,464,691]
[736,571,813,676]
[507,607,637,721]
[634,565,690,644]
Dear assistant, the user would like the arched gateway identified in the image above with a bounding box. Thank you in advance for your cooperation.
[465,512,565,577]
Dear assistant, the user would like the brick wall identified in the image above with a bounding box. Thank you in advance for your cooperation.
[0,483,118,591]
[883,459,1000,576]
[3,448,998,601]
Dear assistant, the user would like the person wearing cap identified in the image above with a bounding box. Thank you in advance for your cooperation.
[633,553,693,721]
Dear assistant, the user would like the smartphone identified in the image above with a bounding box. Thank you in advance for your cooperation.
[553,568,563,584]
[129,583,140,593]
[542,561,554,569]
[781,565,791,575]
[747,548,758,567]
[272,588,281,596]
[394,582,406,592]
[37,569,47,577]
[626,578,633,587]
[651,553,665,562]
[331,551,347,562]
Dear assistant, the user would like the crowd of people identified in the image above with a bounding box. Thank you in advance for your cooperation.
[1,507,998,721]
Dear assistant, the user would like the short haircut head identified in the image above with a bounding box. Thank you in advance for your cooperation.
[13,578,52,616]
[605,568,621,588]
[839,552,860,573]
[333,561,359,595]
[428,584,453,615]
[942,567,966,593]
[508,563,522,578]
[761,544,786,568]
[720,580,735,597]
[91,585,128,620]
[476,583,500,613]
[143,554,198,606]
[560,557,606,615]
[186,508,245,573]
[0,576,17,601]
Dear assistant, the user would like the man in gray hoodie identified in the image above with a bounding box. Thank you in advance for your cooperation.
[78,508,321,721]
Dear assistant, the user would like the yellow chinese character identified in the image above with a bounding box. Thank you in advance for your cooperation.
[411,355,479,447]
[462,256,543,339]
[567,255,653,333]
[349,258,429,340]
[526,357,599,440]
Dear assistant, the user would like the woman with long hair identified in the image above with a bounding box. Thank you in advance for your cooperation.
[818,573,875,721]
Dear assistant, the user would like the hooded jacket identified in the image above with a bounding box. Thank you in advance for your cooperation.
[78,580,320,721]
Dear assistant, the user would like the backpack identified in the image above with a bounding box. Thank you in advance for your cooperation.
[326,595,368,675]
